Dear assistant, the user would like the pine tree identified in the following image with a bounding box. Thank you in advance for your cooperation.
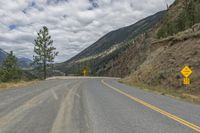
[186,0,195,27]
[177,10,186,31]
[194,3,200,23]
[0,51,22,82]
[33,26,58,79]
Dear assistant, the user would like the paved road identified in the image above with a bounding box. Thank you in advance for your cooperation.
[0,77,200,133]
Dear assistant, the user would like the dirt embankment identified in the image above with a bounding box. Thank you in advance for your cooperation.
[117,25,199,104]
[0,80,38,90]
[105,21,200,102]
[128,25,200,88]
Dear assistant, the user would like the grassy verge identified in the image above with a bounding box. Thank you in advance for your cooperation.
[119,80,200,104]
[0,80,39,90]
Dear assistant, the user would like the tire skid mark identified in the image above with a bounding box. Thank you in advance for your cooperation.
[0,81,68,117]
[50,82,81,133]
[0,83,73,133]
[51,89,58,100]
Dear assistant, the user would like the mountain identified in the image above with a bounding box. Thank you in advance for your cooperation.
[0,49,32,69]
[17,57,33,69]
[56,11,166,74]
[57,0,200,96]
[0,48,8,64]
[103,0,200,94]
[67,11,165,62]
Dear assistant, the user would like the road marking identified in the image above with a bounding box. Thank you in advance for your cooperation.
[101,80,200,132]
[51,89,58,100]
[71,92,80,98]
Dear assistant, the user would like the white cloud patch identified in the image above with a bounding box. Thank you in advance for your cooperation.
[0,0,174,62]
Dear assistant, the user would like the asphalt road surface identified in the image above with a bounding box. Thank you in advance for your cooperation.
[0,77,200,133]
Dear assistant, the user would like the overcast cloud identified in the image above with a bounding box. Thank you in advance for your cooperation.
[0,0,174,62]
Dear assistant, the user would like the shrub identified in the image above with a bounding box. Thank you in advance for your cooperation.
[0,51,22,82]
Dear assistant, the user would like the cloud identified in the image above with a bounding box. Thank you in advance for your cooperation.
[0,0,175,62]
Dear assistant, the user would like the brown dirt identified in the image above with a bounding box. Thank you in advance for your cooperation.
[0,80,39,90]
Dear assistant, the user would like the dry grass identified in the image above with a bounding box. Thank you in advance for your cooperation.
[120,80,200,104]
[0,80,39,90]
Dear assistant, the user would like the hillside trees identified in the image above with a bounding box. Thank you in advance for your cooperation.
[33,26,58,79]
[157,0,200,38]
[0,51,22,82]
[186,0,195,26]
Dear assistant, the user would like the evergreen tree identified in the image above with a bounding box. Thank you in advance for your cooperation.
[186,0,195,27]
[177,11,186,31]
[194,2,200,23]
[0,51,22,82]
[157,0,200,38]
[33,26,58,79]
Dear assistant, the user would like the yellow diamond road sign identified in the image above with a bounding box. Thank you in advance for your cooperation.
[181,66,192,78]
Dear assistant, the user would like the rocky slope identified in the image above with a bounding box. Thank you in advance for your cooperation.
[105,0,200,93]
[110,24,200,92]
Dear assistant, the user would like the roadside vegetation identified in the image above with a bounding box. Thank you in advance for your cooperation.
[0,51,22,82]
[0,26,59,89]
[0,51,38,89]
[0,80,38,90]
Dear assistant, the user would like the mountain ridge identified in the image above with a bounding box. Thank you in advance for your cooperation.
[66,11,166,63]
[56,0,200,94]
[57,10,166,75]
[0,48,32,69]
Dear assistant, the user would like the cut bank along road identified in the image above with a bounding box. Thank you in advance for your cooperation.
[0,77,199,133]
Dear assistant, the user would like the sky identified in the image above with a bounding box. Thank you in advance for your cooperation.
[0,0,175,62]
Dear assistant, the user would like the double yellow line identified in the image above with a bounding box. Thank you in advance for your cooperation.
[101,80,200,132]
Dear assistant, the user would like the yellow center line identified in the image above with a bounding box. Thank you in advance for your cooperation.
[101,80,200,132]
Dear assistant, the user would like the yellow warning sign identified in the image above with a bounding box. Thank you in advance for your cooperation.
[83,69,87,76]
[82,67,89,76]
[181,66,192,78]
[183,77,190,85]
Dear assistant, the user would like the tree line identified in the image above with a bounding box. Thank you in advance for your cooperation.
[0,26,58,83]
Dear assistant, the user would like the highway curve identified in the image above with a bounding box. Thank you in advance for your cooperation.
[0,77,199,133]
